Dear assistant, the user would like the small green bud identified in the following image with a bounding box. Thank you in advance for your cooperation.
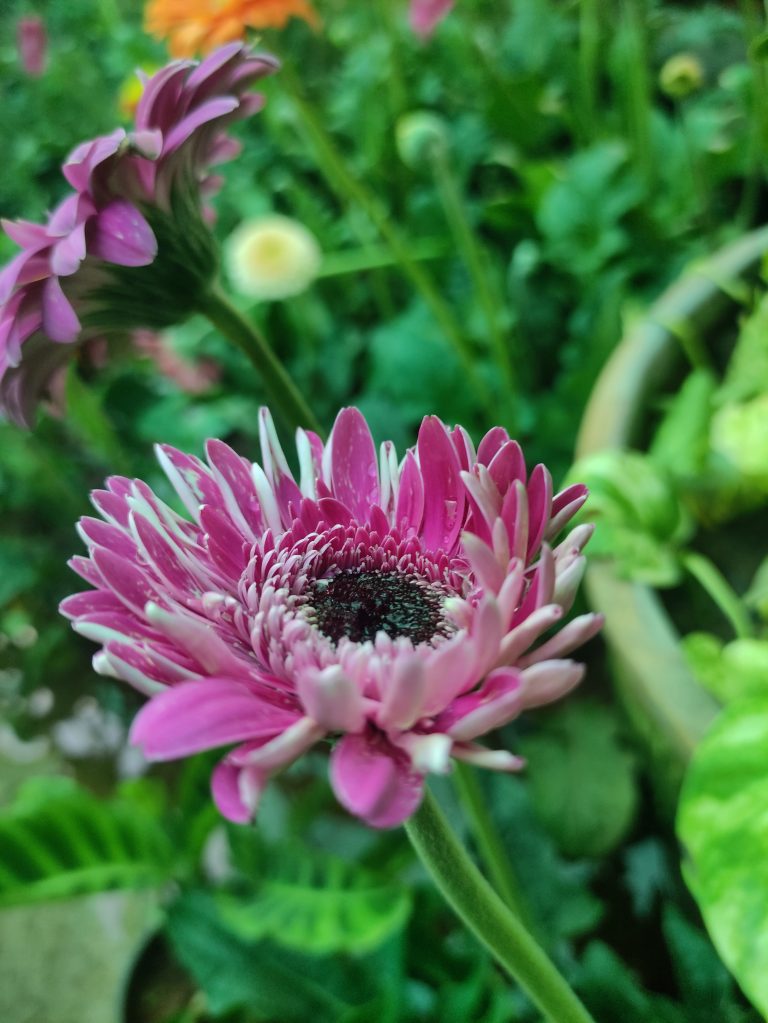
[659,53,705,100]
[396,111,450,169]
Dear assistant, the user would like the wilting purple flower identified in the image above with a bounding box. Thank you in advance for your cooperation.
[0,43,277,425]
[409,0,454,38]
[17,16,47,77]
[61,409,600,829]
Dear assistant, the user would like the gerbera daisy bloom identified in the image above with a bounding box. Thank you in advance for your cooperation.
[60,408,601,829]
[0,44,276,425]
[145,0,318,58]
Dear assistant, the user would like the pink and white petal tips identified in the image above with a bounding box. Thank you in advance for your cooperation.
[409,0,455,39]
[62,406,599,829]
[0,44,277,424]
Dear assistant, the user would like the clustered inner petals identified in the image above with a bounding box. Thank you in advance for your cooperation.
[60,406,601,830]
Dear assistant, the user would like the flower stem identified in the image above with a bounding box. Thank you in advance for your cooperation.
[277,63,493,410]
[198,285,322,435]
[452,763,534,928]
[405,788,597,1023]
[680,551,753,640]
[430,150,515,408]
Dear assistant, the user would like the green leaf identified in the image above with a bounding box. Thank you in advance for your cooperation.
[166,890,402,1022]
[577,941,684,1023]
[682,633,768,704]
[677,698,768,1017]
[0,776,173,907]
[650,368,717,478]
[568,450,693,586]
[519,701,639,858]
[64,364,128,471]
[217,840,411,955]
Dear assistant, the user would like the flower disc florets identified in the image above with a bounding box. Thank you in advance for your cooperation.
[60,408,602,828]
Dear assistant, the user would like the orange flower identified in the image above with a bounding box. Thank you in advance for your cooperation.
[145,0,318,57]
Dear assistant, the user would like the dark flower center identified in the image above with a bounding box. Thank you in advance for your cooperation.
[307,570,450,646]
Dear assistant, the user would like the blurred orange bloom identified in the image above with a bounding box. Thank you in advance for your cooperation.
[145,0,318,57]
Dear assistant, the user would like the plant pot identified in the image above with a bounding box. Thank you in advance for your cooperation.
[575,226,768,803]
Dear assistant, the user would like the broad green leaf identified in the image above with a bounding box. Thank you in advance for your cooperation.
[682,633,768,704]
[0,776,173,907]
[166,890,402,1022]
[650,368,716,478]
[568,450,693,586]
[217,840,411,955]
[519,701,639,858]
[577,941,684,1023]
[0,889,159,1023]
[677,698,768,1017]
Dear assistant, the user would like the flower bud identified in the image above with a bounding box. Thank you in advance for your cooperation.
[659,53,704,99]
[396,111,449,169]
[225,215,321,301]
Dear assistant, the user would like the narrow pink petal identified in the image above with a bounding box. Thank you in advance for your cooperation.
[91,546,168,616]
[443,668,524,741]
[329,408,380,521]
[451,743,525,772]
[155,444,221,519]
[211,759,257,823]
[206,439,263,539]
[409,0,455,38]
[2,218,51,249]
[417,416,465,553]
[77,517,137,559]
[131,513,201,597]
[526,464,553,560]
[395,450,424,532]
[331,732,424,828]
[462,532,506,594]
[145,603,252,677]
[477,426,509,465]
[163,97,239,153]
[519,612,604,667]
[130,679,297,760]
[297,666,365,731]
[501,480,529,562]
[41,276,80,342]
[59,590,125,619]
[488,440,526,495]
[200,505,248,579]
[90,200,157,267]
[518,660,585,709]
[377,658,427,731]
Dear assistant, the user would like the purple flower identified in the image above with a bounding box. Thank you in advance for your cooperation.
[0,44,277,425]
[409,0,454,39]
[61,408,601,829]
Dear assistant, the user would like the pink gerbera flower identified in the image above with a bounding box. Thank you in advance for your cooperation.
[409,0,454,39]
[0,43,277,425]
[60,409,600,829]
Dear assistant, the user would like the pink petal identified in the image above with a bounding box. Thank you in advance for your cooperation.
[329,408,380,522]
[211,758,257,823]
[477,426,509,465]
[395,450,424,531]
[130,678,298,760]
[296,666,365,732]
[41,276,80,342]
[90,200,157,267]
[526,464,553,560]
[417,416,466,553]
[409,0,455,38]
[330,732,424,828]
[163,96,239,153]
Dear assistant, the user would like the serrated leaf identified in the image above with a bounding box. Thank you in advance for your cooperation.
[0,776,173,907]
[519,701,639,858]
[217,841,411,955]
[677,698,768,1018]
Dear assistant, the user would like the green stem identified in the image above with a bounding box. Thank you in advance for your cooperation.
[405,789,597,1023]
[681,552,753,640]
[577,0,600,142]
[277,63,492,409]
[198,285,322,435]
[452,764,534,928]
[430,150,515,407]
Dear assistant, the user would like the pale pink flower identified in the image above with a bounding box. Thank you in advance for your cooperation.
[60,409,600,829]
[17,16,47,77]
[409,0,454,39]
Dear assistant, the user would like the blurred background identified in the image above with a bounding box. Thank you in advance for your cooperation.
[1,1,768,1021]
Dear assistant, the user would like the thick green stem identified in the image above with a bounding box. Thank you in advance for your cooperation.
[198,285,322,435]
[277,63,492,409]
[681,551,753,640]
[452,764,534,929]
[405,789,597,1023]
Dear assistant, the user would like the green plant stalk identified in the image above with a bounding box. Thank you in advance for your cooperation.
[198,285,322,435]
[452,764,534,928]
[430,149,516,404]
[405,788,597,1023]
[577,0,601,142]
[620,0,654,189]
[277,64,491,407]
[681,551,753,640]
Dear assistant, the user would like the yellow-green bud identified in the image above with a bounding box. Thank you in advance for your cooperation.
[396,111,449,169]
[659,53,705,99]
